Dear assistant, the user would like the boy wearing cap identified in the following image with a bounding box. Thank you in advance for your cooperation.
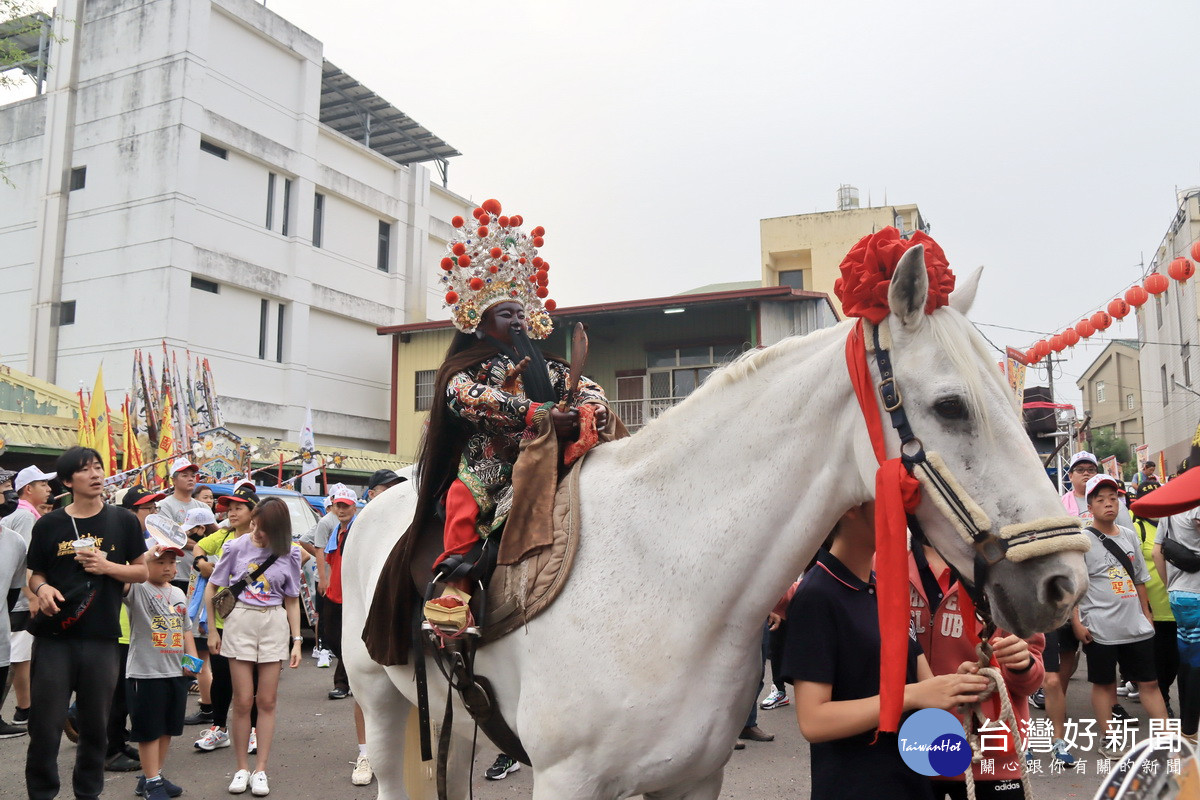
[365,469,404,501]
[158,459,205,526]
[1073,474,1169,757]
[124,543,199,800]
[5,465,55,732]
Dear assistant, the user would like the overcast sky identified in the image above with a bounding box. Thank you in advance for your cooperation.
[274,0,1200,412]
[10,0,1200,413]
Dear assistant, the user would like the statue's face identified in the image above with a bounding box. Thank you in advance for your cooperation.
[480,302,528,346]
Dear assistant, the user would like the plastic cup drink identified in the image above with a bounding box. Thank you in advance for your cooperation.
[72,537,96,554]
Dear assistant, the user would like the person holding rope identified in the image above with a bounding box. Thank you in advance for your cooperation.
[782,504,991,800]
[909,535,1045,799]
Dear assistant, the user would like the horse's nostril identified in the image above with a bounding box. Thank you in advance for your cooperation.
[1043,574,1074,607]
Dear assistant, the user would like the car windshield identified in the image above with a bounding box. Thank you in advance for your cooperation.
[279,495,318,539]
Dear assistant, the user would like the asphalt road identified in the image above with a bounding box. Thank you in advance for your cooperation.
[0,650,1176,799]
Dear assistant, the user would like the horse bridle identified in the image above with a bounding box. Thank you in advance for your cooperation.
[866,321,1089,614]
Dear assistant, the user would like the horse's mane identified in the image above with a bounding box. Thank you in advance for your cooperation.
[642,309,1014,437]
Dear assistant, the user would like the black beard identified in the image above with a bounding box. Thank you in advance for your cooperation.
[482,327,557,403]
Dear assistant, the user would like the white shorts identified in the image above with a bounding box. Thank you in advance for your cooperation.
[9,631,32,663]
[220,604,289,663]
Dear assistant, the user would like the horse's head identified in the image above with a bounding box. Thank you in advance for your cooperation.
[881,245,1087,637]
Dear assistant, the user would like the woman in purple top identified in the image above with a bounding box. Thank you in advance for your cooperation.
[205,498,302,797]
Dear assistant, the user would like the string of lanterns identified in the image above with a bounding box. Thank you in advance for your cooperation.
[1023,241,1200,365]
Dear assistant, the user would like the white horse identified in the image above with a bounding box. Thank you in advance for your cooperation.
[342,247,1088,799]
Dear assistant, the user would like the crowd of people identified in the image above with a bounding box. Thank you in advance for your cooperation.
[0,447,407,799]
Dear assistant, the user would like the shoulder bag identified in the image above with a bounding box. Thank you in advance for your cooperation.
[212,553,279,618]
[1086,527,1140,580]
[1159,518,1200,573]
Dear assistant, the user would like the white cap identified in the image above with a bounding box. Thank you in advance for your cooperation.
[182,507,218,529]
[1085,474,1122,498]
[1068,451,1100,471]
[170,456,198,476]
[15,465,56,494]
[329,486,358,507]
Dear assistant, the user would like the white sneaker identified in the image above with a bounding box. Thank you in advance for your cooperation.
[250,771,269,796]
[248,728,257,753]
[317,650,331,669]
[1117,681,1131,697]
[351,754,373,786]
[228,769,251,794]
[195,726,231,751]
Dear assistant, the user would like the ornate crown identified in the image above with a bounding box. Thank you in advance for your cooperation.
[440,198,554,339]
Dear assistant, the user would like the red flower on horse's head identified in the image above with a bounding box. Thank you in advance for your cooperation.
[833,227,956,324]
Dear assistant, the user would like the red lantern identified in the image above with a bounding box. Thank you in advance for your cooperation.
[1033,340,1049,359]
[1075,319,1095,339]
[482,198,502,216]
[1108,297,1130,319]
[451,216,464,228]
[445,291,458,304]
[1169,256,1195,283]
[1091,311,1112,331]
[1145,273,1169,295]
[545,299,557,311]
[1192,241,1200,263]
[1125,286,1148,307]
[1062,329,1080,347]
[1025,349,1037,364]
[1050,334,1066,352]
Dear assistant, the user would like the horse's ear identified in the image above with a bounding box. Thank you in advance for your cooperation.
[949,266,983,316]
[888,244,929,327]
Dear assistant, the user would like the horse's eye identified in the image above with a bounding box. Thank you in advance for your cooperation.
[934,397,968,421]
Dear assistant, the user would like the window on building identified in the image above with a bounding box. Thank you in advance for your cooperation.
[1096,381,1106,403]
[258,299,269,360]
[57,300,75,326]
[1163,365,1170,405]
[378,220,391,271]
[281,179,292,236]
[778,270,804,290]
[200,139,228,159]
[312,193,325,248]
[1127,394,1135,410]
[275,303,285,363]
[1184,343,1192,387]
[190,276,219,294]
[1156,294,1163,328]
[645,344,745,399]
[69,166,86,190]
[266,173,276,230]
[415,369,436,411]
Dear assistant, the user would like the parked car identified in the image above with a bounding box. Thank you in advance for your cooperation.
[198,482,321,637]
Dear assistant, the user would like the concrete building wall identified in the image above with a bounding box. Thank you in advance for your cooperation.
[0,0,471,453]
[760,203,927,301]
[1137,189,1200,467]
[1076,342,1144,449]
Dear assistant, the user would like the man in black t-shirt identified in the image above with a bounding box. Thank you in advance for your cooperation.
[780,504,990,800]
[24,447,147,800]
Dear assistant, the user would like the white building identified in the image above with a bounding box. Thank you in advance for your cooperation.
[1137,187,1200,468]
[0,0,472,452]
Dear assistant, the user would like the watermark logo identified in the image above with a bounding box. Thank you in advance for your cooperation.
[898,708,972,777]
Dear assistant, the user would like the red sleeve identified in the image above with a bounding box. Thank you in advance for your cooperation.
[1001,632,1045,700]
[773,581,801,619]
